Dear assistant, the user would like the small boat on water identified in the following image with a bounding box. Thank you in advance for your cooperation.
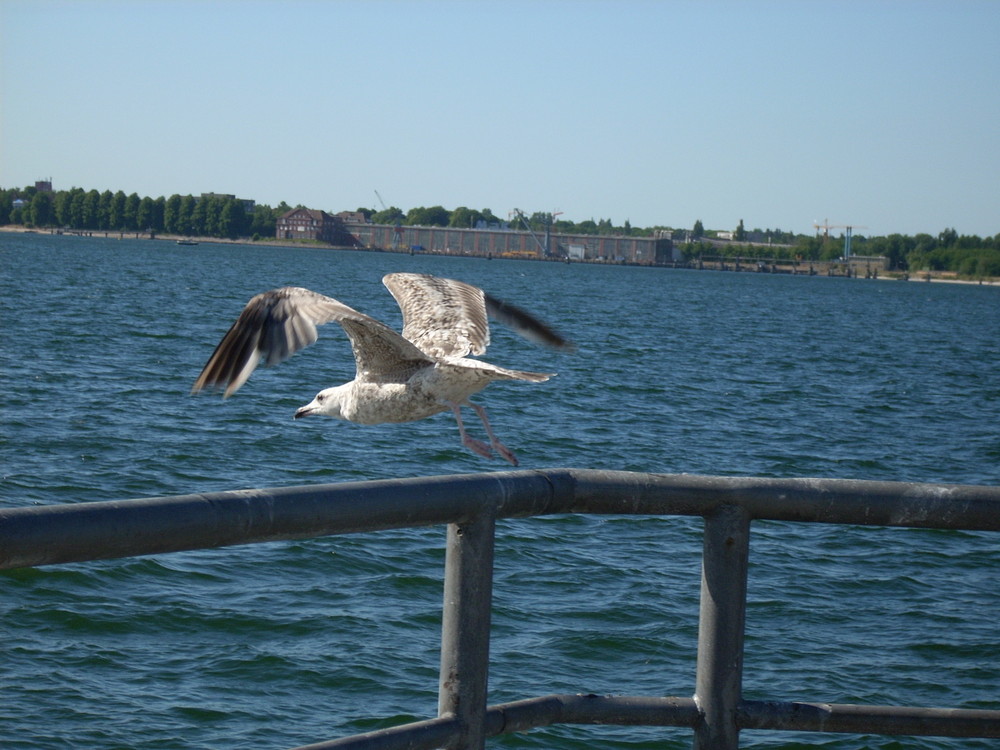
[176,239,199,246]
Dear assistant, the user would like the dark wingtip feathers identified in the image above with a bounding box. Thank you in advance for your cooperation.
[484,293,575,352]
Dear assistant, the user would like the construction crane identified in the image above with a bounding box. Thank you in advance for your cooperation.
[813,219,869,259]
[510,209,547,256]
[509,210,565,257]
[510,209,565,257]
[375,189,403,250]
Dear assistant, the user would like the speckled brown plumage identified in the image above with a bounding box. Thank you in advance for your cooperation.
[191,273,572,464]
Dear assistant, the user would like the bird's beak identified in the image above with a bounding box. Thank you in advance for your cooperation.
[294,405,316,419]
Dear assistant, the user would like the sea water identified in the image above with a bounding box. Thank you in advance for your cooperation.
[1,233,998,748]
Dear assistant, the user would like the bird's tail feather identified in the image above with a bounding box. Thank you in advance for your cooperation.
[492,367,553,383]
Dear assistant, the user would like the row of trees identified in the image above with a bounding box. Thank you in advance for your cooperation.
[362,205,652,238]
[682,228,1000,276]
[0,185,285,239]
[4,185,997,275]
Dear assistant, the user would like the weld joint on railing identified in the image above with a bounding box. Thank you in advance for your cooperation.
[534,467,568,517]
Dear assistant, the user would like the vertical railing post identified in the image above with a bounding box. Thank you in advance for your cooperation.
[693,504,751,750]
[438,510,496,750]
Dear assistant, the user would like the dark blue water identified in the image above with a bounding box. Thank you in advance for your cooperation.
[2,233,998,749]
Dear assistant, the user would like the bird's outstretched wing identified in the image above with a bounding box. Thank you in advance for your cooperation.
[192,286,430,398]
[383,273,574,358]
[383,273,490,358]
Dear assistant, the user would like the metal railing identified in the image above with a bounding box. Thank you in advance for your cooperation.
[2,469,999,749]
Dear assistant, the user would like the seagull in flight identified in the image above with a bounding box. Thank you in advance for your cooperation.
[191,272,572,465]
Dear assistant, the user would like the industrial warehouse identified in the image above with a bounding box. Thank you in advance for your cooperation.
[275,207,680,265]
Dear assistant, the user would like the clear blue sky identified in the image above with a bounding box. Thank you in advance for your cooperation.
[2,0,998,237]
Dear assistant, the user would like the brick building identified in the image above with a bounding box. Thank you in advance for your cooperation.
[276,208,354,244]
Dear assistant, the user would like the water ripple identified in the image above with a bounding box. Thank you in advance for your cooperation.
[2,236,998,749]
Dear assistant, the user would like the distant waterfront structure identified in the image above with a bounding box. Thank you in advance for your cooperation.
[345,221,677,264]
[10,179,54,212]
[275,207,677,264]
[276,207,357,245]
[272,217,675,264]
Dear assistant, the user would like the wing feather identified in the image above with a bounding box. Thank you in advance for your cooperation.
[383,272,572,358]
[193,275,571,399]
[191,286,431,398]
[484,293,575,351]
[383,273,490,358]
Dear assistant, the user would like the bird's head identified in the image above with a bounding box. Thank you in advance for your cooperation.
[294,385,346,420]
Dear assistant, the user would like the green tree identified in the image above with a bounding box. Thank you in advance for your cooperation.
[218,198,245,238]
[65,188,83,227]
[81,189,101,229]
[152,196,166,232]
[692,219,704,239]
[250,204,277,237]
[163,194,182,233]
[136,196,158,231]
[372,206,405,225]
[109,190,127,229]
[525,212,553,231]
[122,193,141,231]
[406,205,450,226]
[95,190,112,229]
[479,208,502,226]
[938,227,958,248]
[885,234,914,270]
[735,219,746,242]
[449,206,483,228]
[190,196,210,235]
[27,191,54,227]
[52,189,73,226]
[177,195,197,234]
[0,189,12,224]
[793,235,823,261]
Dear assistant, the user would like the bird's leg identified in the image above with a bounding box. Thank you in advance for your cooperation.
[468,401,518,466]
[448,403,493,460]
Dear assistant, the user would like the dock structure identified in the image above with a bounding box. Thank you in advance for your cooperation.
[340,221,680,265]
[274,214,897,274]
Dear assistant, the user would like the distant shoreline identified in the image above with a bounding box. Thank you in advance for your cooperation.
[3,224,996,286]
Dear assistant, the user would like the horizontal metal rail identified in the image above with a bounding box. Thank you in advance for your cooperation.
[4,470,999,569]
[2,469,999,749]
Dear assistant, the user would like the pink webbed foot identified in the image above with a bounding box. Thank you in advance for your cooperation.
[491,440,518,467]
[450,403,493,460]
[462,435,494,460]
[469,402,518,466]
[449,401,520,466]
